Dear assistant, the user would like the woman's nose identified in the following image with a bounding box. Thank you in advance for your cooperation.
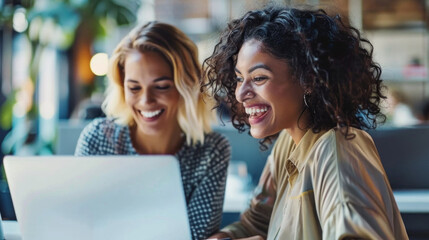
[235,80,254,103]
[140,89,155,104]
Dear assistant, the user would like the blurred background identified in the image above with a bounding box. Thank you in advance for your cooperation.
[1,0,429,238]
[2,0,429,159]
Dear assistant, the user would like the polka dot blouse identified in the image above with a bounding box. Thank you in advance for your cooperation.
[75,118,231,240]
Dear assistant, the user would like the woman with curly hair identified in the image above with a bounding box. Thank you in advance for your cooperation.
[203,5,407,240]
[75,22,230,240]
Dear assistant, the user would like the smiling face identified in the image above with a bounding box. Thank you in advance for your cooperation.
[124,50,181,138]
[235,39,307,139]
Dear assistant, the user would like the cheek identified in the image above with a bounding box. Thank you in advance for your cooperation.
[123,90,137,106]
[170,89,181,102]
[270,87,302,113]
[234,85,241,102]
[162,91,180,110]
[172,94,181,110]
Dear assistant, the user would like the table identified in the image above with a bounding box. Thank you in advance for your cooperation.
[393,190,429,213]
[223,189,429,213]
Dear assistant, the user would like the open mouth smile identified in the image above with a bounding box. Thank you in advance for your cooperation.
[245,106,270,124]
[245,106,268,116]
[139,109,164,119]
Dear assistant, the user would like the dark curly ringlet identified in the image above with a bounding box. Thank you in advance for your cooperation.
[202,5,386,150]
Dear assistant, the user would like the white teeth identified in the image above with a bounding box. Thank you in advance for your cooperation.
[140,109,162,118]
[245,107,268,116]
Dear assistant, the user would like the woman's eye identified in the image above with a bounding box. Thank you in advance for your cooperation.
[156,85,171,90]
[253,76,268,82]
[128,86,141,92]
[235,77,244,82]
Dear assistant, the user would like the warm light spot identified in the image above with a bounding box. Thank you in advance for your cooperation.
[90,53,109,76]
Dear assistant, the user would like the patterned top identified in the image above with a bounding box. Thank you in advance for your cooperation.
[75,118,231,240]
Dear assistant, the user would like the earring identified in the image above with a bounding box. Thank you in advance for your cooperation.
[303,94,310,108]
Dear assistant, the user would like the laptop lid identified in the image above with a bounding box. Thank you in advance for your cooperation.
[4,155,191,240]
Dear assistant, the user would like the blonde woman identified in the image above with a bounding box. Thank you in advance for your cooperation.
[75,22,230,240]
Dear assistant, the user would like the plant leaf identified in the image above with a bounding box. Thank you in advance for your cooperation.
[0,91,17,130]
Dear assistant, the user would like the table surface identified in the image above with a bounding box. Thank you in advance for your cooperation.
[225,188,429,212]
[392,189,429,213]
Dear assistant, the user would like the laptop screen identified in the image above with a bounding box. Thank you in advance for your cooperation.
[4,155,191,240]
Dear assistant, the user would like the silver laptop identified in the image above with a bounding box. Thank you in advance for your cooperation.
[3,155,191,240]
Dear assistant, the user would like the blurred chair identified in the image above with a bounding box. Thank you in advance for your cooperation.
[55,120,90,155]
[212,124,272,186]
[368,126,429,189]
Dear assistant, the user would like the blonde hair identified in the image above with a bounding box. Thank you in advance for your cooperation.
[103,21,216,145]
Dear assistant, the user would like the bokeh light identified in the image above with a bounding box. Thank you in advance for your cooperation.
[90,53,109,76]
[13,8,28,33]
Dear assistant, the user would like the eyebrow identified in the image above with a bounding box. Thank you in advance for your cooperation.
[153,76,173,82]
[235,63,272,74]
[125,76,173,83]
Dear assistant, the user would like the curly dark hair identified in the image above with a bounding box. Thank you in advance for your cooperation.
[202,5,386,149]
